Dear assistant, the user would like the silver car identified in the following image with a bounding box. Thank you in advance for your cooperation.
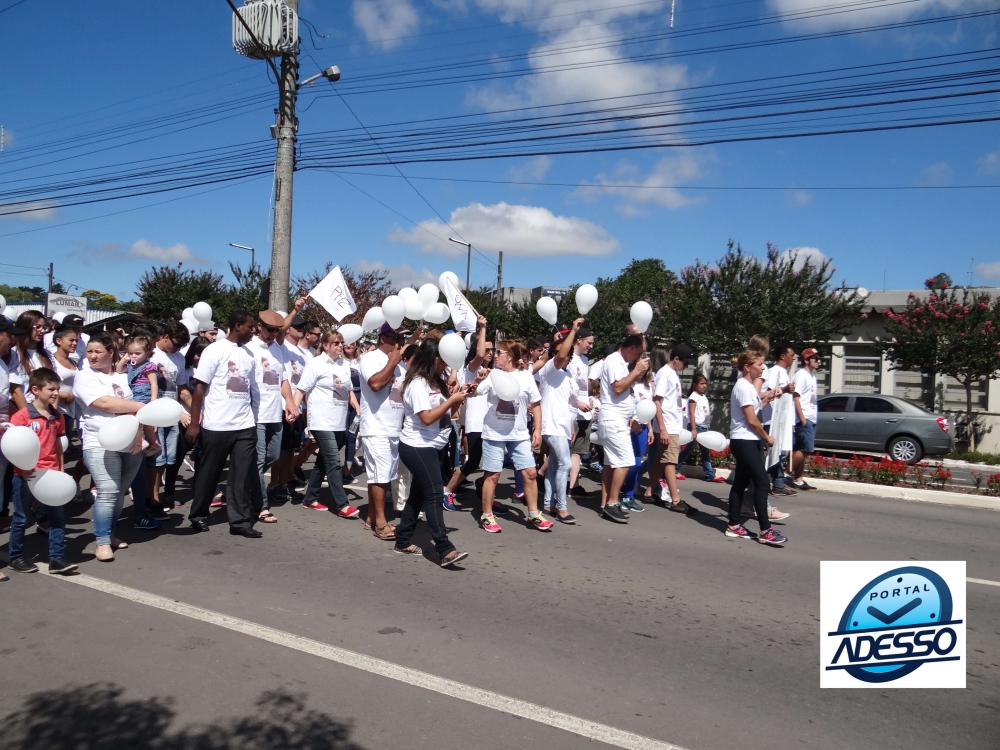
[815,394,954,463]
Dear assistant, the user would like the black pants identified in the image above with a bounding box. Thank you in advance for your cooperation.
[728,439,771,531]
[396,443,455,558]
[189,427,257,530]
[459,431,483,477]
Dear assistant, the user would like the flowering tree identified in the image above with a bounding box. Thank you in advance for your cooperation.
[877,277,1000,450]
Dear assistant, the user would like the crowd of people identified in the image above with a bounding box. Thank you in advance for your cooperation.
[0,299,822,579]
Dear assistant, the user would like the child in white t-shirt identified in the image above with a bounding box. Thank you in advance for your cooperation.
[676,373,722,482]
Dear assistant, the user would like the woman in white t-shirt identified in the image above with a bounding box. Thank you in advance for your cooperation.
[726,349,787,547]
[476,340,552,534]
[73,332,149,562]
[295,330,361,519]
[11,310,54,405]
[394,338,478,567]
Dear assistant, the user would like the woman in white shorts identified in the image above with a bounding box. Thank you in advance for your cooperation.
[476,341,553,534]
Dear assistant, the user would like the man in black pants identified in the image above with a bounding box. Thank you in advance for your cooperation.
[185,311,262,538]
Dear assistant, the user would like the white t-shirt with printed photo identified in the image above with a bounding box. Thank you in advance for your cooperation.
[792,368,819,424]
[282,340,313,394]
[73,368,134,451]
[193,339,259,431]
[150,346,189,402]
[538,359,576,440]
[401,376,451,449]
[9,349,50,405]
[462,365,489,433]
[359,348,405,438]
[568,353,590,421]
[247,337,286,423]
[479,369,541,443]
[298,352,352,432]
[685,392,711,429]
[599,351,633,424]
[730,378,761,441]
[653,364,683,434]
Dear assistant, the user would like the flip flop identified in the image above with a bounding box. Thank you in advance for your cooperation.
[0,573,9,583]
[258,510,278,523]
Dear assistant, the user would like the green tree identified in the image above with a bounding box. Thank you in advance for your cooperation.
[82,289,122,310]
[0,284,38,304]
[222,262,269,323]
[135,264,227,324]
[875,280,1000,450]
[925,272,953,290]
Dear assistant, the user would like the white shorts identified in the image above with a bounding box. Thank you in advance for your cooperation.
[598,419,634,469]
[363,436,399,485]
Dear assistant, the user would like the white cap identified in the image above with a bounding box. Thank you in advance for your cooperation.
[198,319,215,332]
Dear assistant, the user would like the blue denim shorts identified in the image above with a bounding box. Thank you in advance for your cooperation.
[482,439,534,473]
[794,420,816,453]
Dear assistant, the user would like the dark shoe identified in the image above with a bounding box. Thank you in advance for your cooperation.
[669,499,694,513]
[757,528,788,546]
[190,519,210,532]
[10,557,38,574]
[294,467,307,484]
[601,504,629,524]
[440,550,468,567]
[570,485,588,497]
[557,514,577,524]
[769,487,796,497]
[134,514,161,530]
[230,527,263,538]
[48,558,78,575]
[148,503,170,520]
[792,480,817,492]
[285,484,303,500]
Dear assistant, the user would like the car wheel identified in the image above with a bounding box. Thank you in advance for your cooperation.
[888,435,923,464]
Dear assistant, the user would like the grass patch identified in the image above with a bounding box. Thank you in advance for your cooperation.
[945,451,1000,465]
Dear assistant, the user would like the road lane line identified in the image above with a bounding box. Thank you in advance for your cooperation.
[968,576,1000,587]
[46,571,688,750]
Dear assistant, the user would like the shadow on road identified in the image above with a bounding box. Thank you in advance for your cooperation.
[0,684,367,750]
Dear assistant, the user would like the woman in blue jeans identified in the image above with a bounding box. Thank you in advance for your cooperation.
[73,333,148,562]
[294,330,361,519]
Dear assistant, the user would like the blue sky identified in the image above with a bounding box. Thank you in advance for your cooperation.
[1,0,999,302]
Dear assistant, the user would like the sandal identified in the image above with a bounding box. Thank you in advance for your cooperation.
[259,510,278,523]
[373,523,396,541]
[363,519,372,531]
[440,550,468,568]
[393,544,422,556]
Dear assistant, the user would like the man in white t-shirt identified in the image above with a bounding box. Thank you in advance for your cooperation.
[762,343,796,502]
[598,333,648,523]
[240,309,298,522]
[186,311,261,537]
[147,320,191,514]
[270,302,310,500]
[359,322,415,539]
[650,343,698,514]
[791,347,821,491]
[567,326,594,496]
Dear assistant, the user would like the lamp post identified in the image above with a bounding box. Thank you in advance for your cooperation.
[229,243,255,269]
[449,238,472,290]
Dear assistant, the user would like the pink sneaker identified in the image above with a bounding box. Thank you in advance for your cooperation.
[480,513,502,533]
[336,505,360,519]
[529,514,554,532]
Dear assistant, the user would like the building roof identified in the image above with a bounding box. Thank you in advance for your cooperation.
[861,288,1000,313]
[2,303,128,327]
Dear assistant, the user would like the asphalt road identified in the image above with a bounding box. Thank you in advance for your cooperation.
[1,462,998,750]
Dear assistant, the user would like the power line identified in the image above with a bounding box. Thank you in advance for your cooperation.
[0,0,32,15]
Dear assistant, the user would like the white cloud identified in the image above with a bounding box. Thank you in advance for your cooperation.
[509,156,552,182]
[976,262,1000,280]
[352,0,419,48]
[977,151,1000,175]
[919,161,953,186]
[388,201,620,257]
[780,246,829,271]
[786,189,812,206]
[0,199,58,221]
[70,239,206,265]
[765,0,990,29]
[576,155,705,214]
[354,259,438,288]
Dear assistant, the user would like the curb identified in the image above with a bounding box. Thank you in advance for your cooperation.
[940,458,1000,473]
[679,466,1000,513]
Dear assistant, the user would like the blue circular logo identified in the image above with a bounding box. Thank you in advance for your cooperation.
[835,566,953,683]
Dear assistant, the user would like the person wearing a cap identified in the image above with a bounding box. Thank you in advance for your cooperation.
[0,317,27,533]
[44,313,89,367]
[197,319,217,345]
[359,322,413,540]
[790,348,821,492]
[650,343,698,515]
[185,310,261,537]
[269,298,310,502]
[241,310,299,523]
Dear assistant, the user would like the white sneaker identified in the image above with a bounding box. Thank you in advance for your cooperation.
[660,485,672,503]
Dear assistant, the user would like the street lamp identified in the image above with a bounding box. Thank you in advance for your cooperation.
[449,238,472,290]
[230,243,255,269]
[301,65,341,87]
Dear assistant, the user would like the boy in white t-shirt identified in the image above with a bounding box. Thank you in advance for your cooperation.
[791,347,822,491]
[650,343,698,514]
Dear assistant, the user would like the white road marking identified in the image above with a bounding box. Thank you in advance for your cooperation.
[968,576,1000,588]
[45,571,688,750]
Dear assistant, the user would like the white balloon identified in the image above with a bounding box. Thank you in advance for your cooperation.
[398,287,419,302]
[678,428,693,446]
[192,301,213,323]
[634,400,657,424]
[417,283,440,309]
[60,436,69,452]
[137,399,184,428]
[404,296,426,321]
[439,333,468,371]
[696,430,729,452]
[490,370,520,402]
[438,271,461,294]
[630,301,653,333]
[575,284,599,315]
[53,311,67,324]
[422,302,450,325]
[28,469,77,507]
[362,306,385,332]
[182,319,198,335]
[338,323,363,345]
[464,332,473,350]
[181,307,196,322]
[382,296,406,329]
[1,425,40,471]
[536,296,558,325]
[98,415,140,452]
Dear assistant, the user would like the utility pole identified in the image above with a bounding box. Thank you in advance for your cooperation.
[269,0,298,313]
[48,262,53,293]
[496,251,503,301]
[449,237,472,290]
